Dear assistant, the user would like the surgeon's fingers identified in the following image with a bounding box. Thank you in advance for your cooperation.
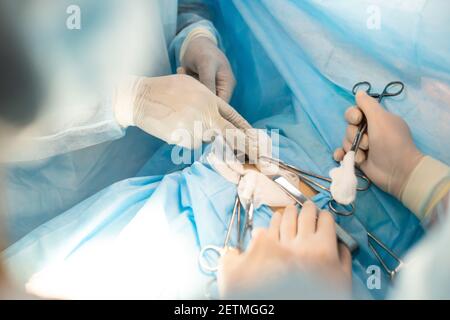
[177,66,199,80]
[215,117,248,157]
[216,99,257,162]
[217,246,241,298]
[217,98,252,131]
[246,228,270,254]
[355,91,384,122]
[345,107,363,125]
[198,64,217,97]
[177,67,187,75]
[223,246,240,258]
[280,205,298,244]
[342,140,351,153]
[316,210,336,243]
[333,148,345,162]
[338,243,352,277]
[355,150,367,165]
[219,247,241,270]
[216,65,236,103]
[342,140,367,165]
[269,211,282,241]
[296,201,317,239]
[346,126,369,150]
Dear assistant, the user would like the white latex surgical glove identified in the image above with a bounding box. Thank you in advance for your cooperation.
[178,33,236,102]
[218,203,352,299]
[113,75,252,153]
[333,91,424,199]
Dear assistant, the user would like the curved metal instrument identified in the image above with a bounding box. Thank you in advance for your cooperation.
[198,196,241,273]
[350,81,405,152]
[260,156,370,216]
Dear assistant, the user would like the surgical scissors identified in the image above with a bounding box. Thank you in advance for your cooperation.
[241,201,255,249]
[260,156,370,216]
[198,196,241,273]
[350,81,405,153]
[368,232,404,280]
[348,82,406,278]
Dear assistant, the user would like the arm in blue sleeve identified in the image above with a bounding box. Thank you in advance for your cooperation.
[177,0,215,33]
[169,0,222,69]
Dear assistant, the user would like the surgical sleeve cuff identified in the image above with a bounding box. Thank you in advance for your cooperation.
[179,26,218,62]
[5,98,125,162]
[113,76,141,128]
[169,20,221,68]
[401,156,450,221]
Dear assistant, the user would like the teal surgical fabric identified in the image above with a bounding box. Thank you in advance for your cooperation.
[4,0,450,299]
[1,130,421,299]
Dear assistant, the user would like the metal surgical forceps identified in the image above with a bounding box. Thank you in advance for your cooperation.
[261,156,403,279]
[367,232,404,280]
[260,156,370,216]
[241,201,255,249]
[350,81,406,279]
[198,196,244,273]
[350,81,405,153]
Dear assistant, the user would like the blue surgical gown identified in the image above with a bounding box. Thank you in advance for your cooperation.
[3,0,221,244]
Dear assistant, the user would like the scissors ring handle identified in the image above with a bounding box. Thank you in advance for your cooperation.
[352,81,372,95]
[328,200,355,216]
[198,245,224,273]
[381,81,405,98]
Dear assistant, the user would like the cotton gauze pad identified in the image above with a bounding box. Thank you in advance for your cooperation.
[238,170,295,209]
[329,151,358,205]
[206,135,246,184]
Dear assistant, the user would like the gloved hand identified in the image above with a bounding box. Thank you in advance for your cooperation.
[178,35,236,102]
[113,75,252,153]
[334,91,424,199]
[218,203,352,299]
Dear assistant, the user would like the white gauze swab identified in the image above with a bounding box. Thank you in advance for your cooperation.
[206,135,295,208]
[329,151,358,205]
[206,135,246,184]
[237,171,295,209]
